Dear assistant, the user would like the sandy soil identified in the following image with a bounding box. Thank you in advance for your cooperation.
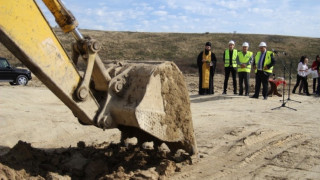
[0,74,320,179]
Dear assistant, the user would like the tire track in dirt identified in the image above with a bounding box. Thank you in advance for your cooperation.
[210,133,305,179]
[252,164,320,179]
[252,138,320,179]
[171,127,307,180]
[227,129,281,153]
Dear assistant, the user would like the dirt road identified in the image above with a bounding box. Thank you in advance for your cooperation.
[1,76,320,179]
[174,90,320,179]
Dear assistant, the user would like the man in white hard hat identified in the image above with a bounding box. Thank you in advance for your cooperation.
[222,40,238,94]
[236,42,253,96]
[251,42,276,100]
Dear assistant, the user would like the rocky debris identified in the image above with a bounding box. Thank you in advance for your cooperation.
[131,167,159,180]
[158,143,171,154]
[173,149,191,163]
[103,166,133,180]
[142,141,154,150]
[158,143,171,158]
[46,172,71,180]
[124,137,138,148]
[0,140,193,179]
[0,163,34,180]
[157,159,177,176]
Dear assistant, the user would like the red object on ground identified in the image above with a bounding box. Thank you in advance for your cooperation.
[268,79,286,97]
[269,79,286,87]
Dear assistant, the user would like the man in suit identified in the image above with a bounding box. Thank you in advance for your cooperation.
[251,42,276,100]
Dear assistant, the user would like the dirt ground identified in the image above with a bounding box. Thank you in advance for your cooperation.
[0,74,320,179]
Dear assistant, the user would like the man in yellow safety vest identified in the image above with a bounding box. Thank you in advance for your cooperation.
[250,42,276,100]
[236,42,253,96]
[222,40,238,94]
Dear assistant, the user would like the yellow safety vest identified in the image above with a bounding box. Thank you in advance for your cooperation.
[237,51,252,73]
[255,51,274,73]
[224,49,238,67]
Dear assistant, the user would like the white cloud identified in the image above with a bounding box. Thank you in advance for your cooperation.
[96,9,105,16]
[249,7,274,14]
[136,3,154,11]
[167,1,178,9]
[152,10,168,16]
[178,16,188,23]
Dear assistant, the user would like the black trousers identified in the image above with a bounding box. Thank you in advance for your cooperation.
[223,67,237,93]
[316,77,320,94]
[313,78,317,93]
[253,70,270,98]
[238,72,250,95]
[293,74,309,94]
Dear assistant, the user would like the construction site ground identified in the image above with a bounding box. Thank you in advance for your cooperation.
[0,74,320,179]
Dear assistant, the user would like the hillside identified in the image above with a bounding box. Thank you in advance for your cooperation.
[1,29,320,75]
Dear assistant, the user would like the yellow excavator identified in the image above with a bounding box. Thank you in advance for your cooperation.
[0,0,196,154]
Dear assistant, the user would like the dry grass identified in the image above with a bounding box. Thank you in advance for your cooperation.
[1,28,320,75]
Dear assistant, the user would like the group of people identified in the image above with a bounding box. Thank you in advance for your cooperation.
[197,40,320,99]
[292,55,320,96]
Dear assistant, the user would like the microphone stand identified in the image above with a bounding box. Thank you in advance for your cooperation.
[282,60,301,103]
[271,52,297,111]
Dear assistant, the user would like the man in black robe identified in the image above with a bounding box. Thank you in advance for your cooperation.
[197,42,217,95]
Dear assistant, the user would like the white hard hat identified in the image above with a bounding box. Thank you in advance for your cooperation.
[242,42,249,47]
[228,40,235,45]
[259,42,267,47]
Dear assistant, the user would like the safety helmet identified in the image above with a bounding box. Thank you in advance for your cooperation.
[228,40,235,45]
[242,42,249,47]
[259,42,267,47]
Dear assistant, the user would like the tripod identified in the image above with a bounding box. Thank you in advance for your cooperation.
[271,53,297,111]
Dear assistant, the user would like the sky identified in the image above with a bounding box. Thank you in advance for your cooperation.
[36,0,320,38]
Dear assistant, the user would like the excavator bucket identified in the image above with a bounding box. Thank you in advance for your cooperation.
[102,61,197,154]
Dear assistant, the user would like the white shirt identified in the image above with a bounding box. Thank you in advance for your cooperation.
[297,62,308,77]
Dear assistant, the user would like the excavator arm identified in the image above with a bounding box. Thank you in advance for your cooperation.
[0,0,197,154]
[0,0,103,125]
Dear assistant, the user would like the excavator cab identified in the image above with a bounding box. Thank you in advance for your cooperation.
[0,0,196,154]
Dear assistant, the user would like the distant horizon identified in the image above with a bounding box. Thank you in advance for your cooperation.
[37,0,320,38]
[72,28,319,39]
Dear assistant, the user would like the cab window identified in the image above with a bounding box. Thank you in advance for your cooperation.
[0,59,10,68]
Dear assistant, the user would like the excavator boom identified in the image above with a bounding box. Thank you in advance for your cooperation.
[0,0,197,154]
[0,0,99,125]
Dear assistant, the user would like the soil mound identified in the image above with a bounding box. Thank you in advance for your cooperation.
[0,140,192,179]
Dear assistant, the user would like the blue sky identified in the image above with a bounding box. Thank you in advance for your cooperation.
[36,0,320,38]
